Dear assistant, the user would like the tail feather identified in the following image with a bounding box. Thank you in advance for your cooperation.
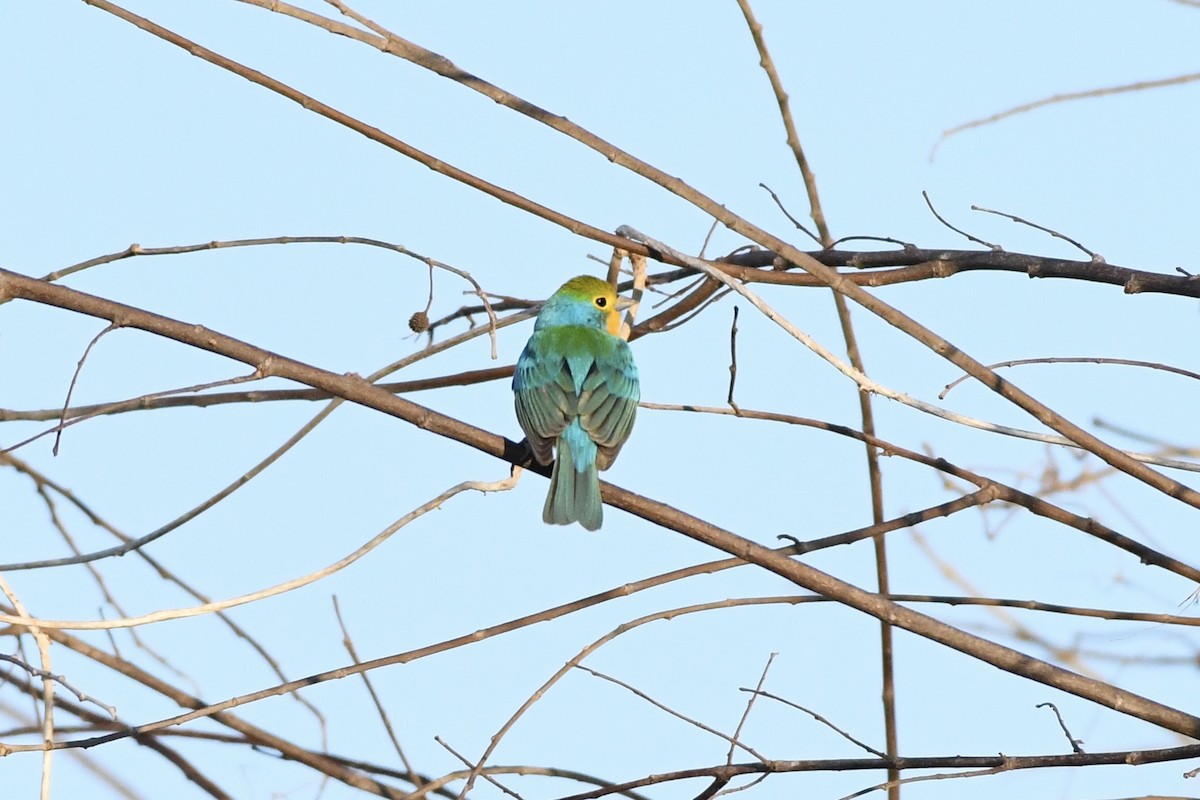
[543,427,602,530]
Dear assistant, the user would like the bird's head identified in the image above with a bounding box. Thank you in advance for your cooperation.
[536,275,631,335]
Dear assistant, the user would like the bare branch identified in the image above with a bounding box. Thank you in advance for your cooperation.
[971,204,1099,259]
[0,655,116,719]
[1036,702,1086,754]
[726,306,741,413]
[574,665,768,763]
[333,597,419,783]
[53,323,117,455]
[726,654,776,765]
[922,191,1000,250]
[737,689,886,758]
[736,1,830,242]
[434,735,526,800]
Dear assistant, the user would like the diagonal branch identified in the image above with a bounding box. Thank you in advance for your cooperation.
[226,0,1200,508]
[81,0,1200,508]
[3,268,1199,738]
[79,0,658,264]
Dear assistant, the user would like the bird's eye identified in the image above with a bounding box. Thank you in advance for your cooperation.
[595,296,608,308]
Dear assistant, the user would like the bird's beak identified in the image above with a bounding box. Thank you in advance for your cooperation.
[615,296,636,311]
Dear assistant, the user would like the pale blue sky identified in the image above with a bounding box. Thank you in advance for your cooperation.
[3,2,1199,798]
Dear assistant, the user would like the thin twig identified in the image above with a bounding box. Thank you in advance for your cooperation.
[837,764,1006,800]
[0,655,117,719]
[333,596,419,781]
[921,191,1000,250]
[53,323,117,455]
[699,217,723,258]
[971,204,1098,259]
[739,689,886,758]
[574,665,768,763]
[1036,702,1085,754]
[434,736,526,800]
[736,0,829,241]
[712,773,768,798]
[6,371,264,457]
[726,653,776,765]
[727,306,741,413]
[934,69,1200,158]
[826,235,912,249]
[758,183,819,245]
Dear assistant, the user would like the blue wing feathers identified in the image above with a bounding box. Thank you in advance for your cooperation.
[513,310,639,529]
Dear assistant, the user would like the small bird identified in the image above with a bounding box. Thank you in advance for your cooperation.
[513,275,639,530]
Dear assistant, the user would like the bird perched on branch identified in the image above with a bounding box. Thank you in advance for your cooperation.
[513,275,639,530]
